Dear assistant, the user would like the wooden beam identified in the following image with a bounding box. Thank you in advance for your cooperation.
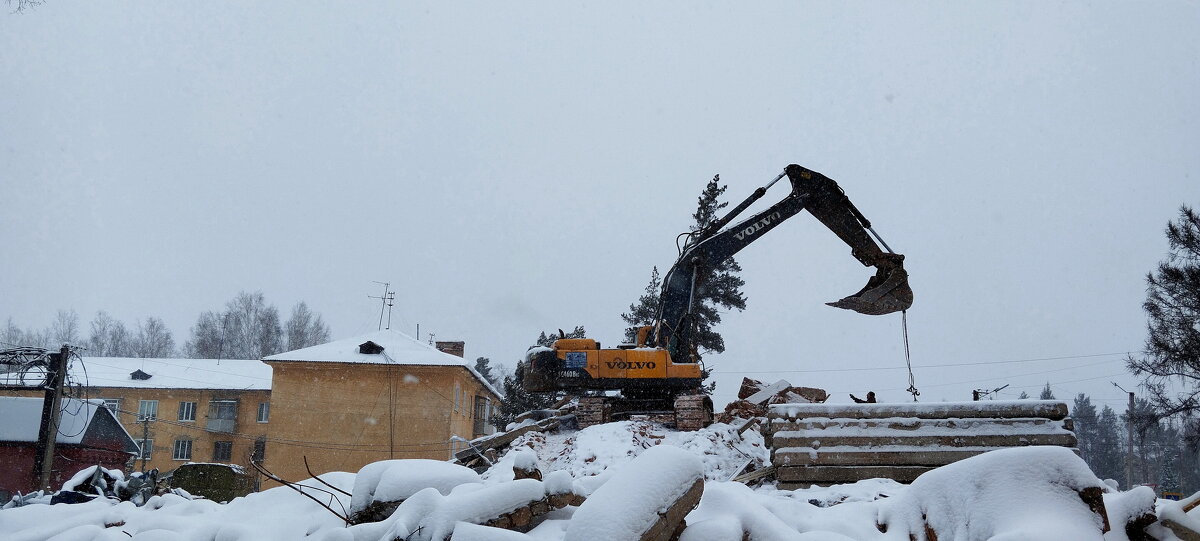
[767,401,1069,421]
[774,447,993,467]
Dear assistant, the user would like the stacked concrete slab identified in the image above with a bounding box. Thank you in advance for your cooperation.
[765,400,1077,489]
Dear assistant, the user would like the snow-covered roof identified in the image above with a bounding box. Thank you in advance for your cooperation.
[0,396,137,450]
[76,357,272,390]
[264,329,501,397]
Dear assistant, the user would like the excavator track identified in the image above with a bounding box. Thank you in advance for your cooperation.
[576,393,713,431]
[673,393,714,431]
[576,397,611,429]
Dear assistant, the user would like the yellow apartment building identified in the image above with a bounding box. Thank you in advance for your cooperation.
[5,357,273,477]
[262,330,501,485]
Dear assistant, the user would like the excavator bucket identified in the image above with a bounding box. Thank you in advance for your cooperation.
[827,256,913,316]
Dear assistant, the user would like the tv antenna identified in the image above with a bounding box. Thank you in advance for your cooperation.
[369,281,396,330]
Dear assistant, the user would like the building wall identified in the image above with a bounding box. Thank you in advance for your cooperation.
[100,387,272,475]
[264,361,499,485]
[7,387,272,475]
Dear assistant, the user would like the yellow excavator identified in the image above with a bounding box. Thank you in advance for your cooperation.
[522,164,913,429]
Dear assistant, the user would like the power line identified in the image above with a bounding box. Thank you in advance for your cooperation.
[715,351,1133,375]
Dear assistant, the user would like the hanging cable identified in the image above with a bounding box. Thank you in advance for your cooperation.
[902,310,919,402]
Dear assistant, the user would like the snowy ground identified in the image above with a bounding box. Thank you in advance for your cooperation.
[2,421,1197,541]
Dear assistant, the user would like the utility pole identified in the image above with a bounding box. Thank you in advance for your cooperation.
[1113,382,1135,489]
[140,417,151,472]
[32,345,69,491]
[1126,390,1135,489]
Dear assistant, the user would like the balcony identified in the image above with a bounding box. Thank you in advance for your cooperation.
[206,400,238,433]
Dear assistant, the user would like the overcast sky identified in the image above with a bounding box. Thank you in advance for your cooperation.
[2,2,1197,410]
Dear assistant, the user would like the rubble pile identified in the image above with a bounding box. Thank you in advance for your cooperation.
[714,377,828,425]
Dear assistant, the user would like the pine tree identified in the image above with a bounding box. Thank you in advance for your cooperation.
[621,267,662,343]
[473,356,502,389]
[1073,393,1100,472]
[1018,391,1030,399]
[535,326,586,347]
[494,360,555,429]
[1093,405,1126,483]
[1039,382,1056,400]
[687,175,748,356]
[1129,206,1200,420]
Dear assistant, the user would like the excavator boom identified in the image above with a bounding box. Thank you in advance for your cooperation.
[651,164,912,361]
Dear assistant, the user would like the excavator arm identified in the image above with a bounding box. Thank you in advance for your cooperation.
[650,164,913,361]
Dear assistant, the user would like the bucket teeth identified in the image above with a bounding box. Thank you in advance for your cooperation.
[828,260,913,315]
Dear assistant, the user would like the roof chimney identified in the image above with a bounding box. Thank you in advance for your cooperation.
[358,341,385,354]
[435,341,464,358]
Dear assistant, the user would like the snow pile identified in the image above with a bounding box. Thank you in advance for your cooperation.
[879,446,1109,541]
[348,459,479,514]
[565,445,702,541]
[508,420,768,481]
[683,482,860,541]
[1,473,356,541]
[1,421,1189,541]
[349,480,548,541]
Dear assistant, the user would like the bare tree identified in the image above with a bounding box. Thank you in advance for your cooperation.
[1,317,24,347]
[86,311,137,357]
[49,309,80,346]
[187,291,284,360]
[108,320,135,357]
[184,311,225,359]
[6,0,45,14]
[285,301,331,351]
[134,317,176,358]
[88,311,116,355]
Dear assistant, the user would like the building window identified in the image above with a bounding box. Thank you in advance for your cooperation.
[257,402,269,423]
[213,441,233,462]
[137,400,158,421]
[207,400,238,433]
[252,438,266,462]
[173,439,193,461]
[473,396,488,437]
[178,401,197,422]
[137,438,153,460]
[100,398,121,415]
[454,383,461,413]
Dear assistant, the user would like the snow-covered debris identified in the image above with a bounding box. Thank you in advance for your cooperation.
[565,445,703,541]
[62,465,125,494]
[508,420,767,482]
[348,459,479,517]
[878,446,1109,541]
[1152,491,1200,541]
[345,480,553,541]
[682,482,863,541]
[2,417,1187,541]
[543,471,573,496]
[1,473,355,541]
[451,521,536,540]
